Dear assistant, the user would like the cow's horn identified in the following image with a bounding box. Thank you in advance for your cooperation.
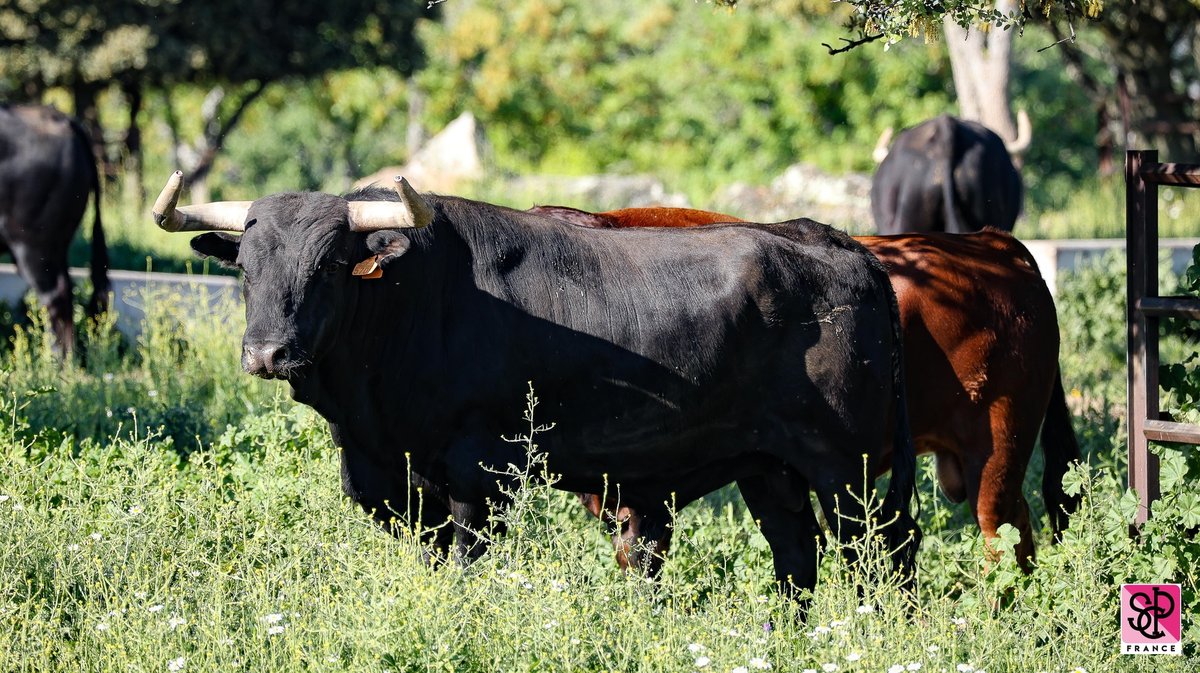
[347,176,434,232]
[1004,109,1032,156]
[872,127,894,164]
[152,171,251,233]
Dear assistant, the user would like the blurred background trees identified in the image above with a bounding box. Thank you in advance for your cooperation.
[0,0,1195,226]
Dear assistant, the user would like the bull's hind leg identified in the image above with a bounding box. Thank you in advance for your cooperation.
[964,396,1039,571]
[738,472,823,599]
[10,243,74,355]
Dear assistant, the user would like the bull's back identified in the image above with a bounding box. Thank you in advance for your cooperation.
[859,230,1057,436]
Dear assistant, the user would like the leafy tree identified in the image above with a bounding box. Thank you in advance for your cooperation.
[417,0,955,187]
[0,0,433,199]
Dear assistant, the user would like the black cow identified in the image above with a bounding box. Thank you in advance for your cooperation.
[0,104,110,352]
[870,114,1025,235]
[151,172,921,597]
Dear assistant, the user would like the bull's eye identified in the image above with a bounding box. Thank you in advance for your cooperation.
[319,261,345,277]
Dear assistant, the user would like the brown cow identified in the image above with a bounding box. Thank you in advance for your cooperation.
[530,205,1081,570]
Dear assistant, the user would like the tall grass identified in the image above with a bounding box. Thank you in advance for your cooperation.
[0,268,1197,671]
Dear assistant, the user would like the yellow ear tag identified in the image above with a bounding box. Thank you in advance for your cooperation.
[351,255,383,280]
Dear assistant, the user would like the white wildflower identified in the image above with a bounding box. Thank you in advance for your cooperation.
[103,373,114,383]
[822,664,838,673]
[856,604,875,614]
[570,638,581,645]
[755,594,769,603]
[830,619,846,629]
[695,656,711,668]
[11,503,22,511]
[67,544,80,552]
[926,645,939,653]
[135,591,147,600]
[0,495,8,502]
[148,389,158,398]
[732,668,749,673]
[95,622,109,631]
[264,613,284,624]
[727,628,740,637]
[888,666,905,673]
[907,664,922,672]
[543,621,558,629]
[749,657,771,670]
[267,624,285,636]
[89,532,102,542]
[846,653,862,662]
[148,604,164,613]
[550,579,568,592]
[167,615,185,630]
[167,657,185,672]
[956,665,975,673]
[128,504,143,515]
[688,643,706,654]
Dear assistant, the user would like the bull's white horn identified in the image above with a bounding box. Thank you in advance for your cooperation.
[873,127,894,164]
[1004,109,1032,156]
[347,176,434,232]
[151,171,251,233]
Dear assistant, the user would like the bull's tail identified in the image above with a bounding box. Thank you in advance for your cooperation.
[939,117,968,233]
[76,121,110,317]
[879,270,922,581]
[1040,367,1081,539]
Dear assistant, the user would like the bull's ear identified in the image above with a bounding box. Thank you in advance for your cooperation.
[365,230,412,266]
[190,232,241,267]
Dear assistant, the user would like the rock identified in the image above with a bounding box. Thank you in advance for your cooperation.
[710,163,873,233]
[355,112,491,193]
[506,174,689,211]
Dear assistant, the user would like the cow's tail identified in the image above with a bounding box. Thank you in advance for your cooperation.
[877,266,921,582]
[77,121,110,318]
[1040,367,1081,539]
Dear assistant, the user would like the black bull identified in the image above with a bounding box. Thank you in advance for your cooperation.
[155,179,921,595]
[0,104,110,351]
[871,114,1023,235]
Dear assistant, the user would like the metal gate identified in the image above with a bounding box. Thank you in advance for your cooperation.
[1125,150,1200,525]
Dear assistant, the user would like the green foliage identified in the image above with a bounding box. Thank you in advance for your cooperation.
[0,0,429,93]
[1161,245,1200,424]
[417,0,954,188]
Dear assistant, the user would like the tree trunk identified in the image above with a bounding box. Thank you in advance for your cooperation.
[942,0,1021,144]
[165,83,267,203]
[72,83,112,183]
[122,81,144,206]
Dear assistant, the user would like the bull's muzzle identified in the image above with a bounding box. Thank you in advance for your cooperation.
[242,341,290,379]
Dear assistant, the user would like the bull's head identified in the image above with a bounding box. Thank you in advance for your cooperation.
[151,171,434,380]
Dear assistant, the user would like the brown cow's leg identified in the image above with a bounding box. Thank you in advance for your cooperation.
[10,243,75,356]
[965,397,1039,572]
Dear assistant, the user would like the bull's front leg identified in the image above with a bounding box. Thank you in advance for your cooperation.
[443,435,523,565]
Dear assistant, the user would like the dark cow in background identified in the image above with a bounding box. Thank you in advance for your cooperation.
[870,114,1028,235]
[0,104,110,352]
[531,205,1080,570]
[151,172,921,599]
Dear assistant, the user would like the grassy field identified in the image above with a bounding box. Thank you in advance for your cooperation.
[1,259,1198,672]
